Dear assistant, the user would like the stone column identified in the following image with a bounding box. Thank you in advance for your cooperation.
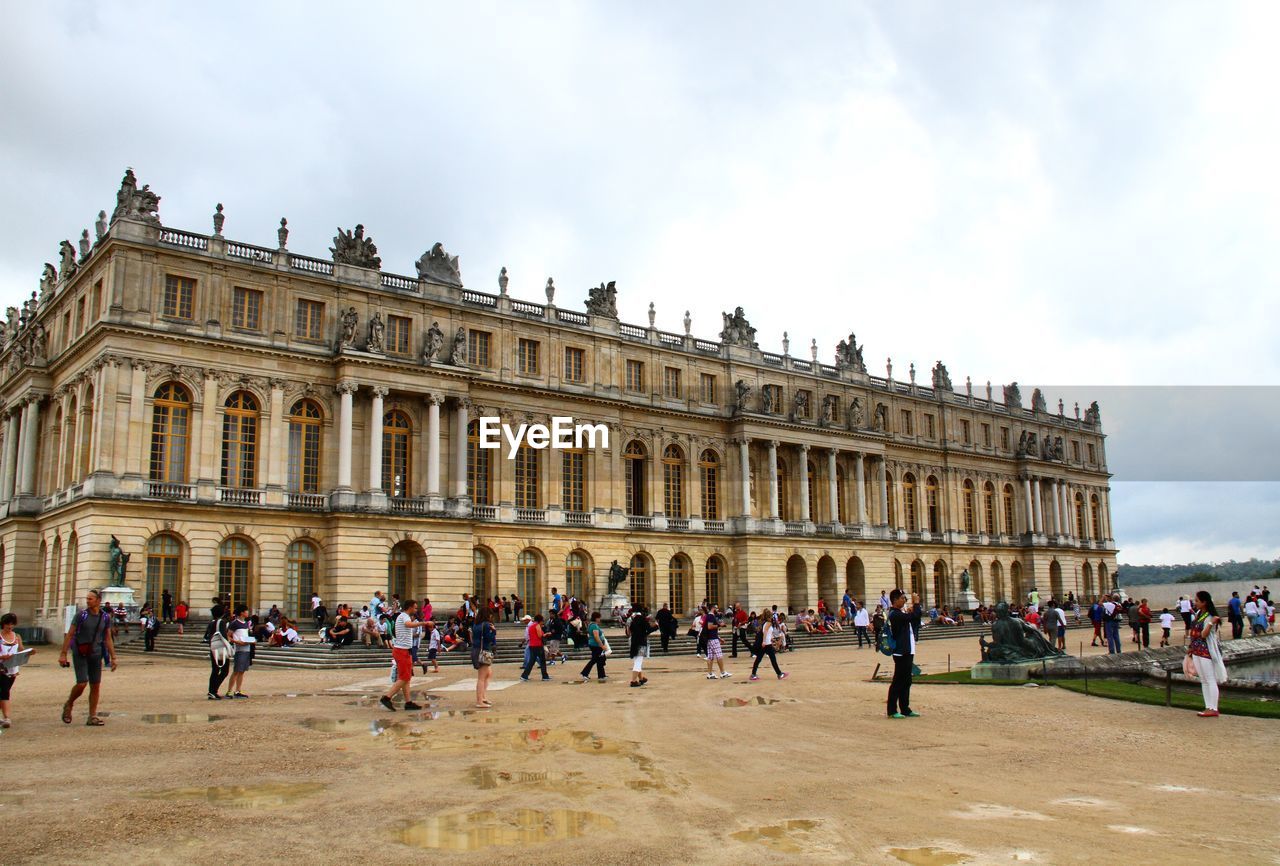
[196,369,221,491]
[1101,489,1113,541]
[425,393,442,497]
[798,445,811,522]
[367,386,387,492]
[452,398,469,499]
[93,356,120,477]
[854,451,866,525]
[265,379,286,490]
[1047,479,1059,535]
[1031,478,1044,535]
[827,448,839,524]
[1022,476,1034,534]
[1,410,18,500]
[767,440,779,520]
[70,381,87,485]
[878,457,889,525]
[736,437,751,517]
[1078,488,1090,541]
[335,381,356,490]
[17,397,39,496]
[55,390,71,491]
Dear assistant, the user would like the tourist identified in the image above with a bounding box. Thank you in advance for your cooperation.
[1102,594,1123,654]
[551,586,562,616]
[691,607,707,657]
[1127,600,1142,645]
[1027,587,1039,614]
[775,613,793,651]
[886,589,922,719]
[379,599,427,712]
[1244,595,1262,636]
[174,599,189,636]
[520,614,551,682]
[113,601,128,635]
[880,589,891,610]
[1089,596,1104,646]
[360,613,380,646]
[1137,598,1152,649]
[369,590,385,621]
[1178,595,1193,631]
[748,612,787,681]
[141,606,160,652]
[842,590,855,624]
[626,606,654,687]
[0,613,31,728]
[730,604,750,657]
[329,616,353,649]
[162,588,174,624]
[471,608,497,708]
[225,604,254,698]
[424,620,441,673]
[702,607,731,680]
[871,605,885,648]
[1227,592,1243,640]
[655,603,677,653]
[853,602,871,648]
[1185,590,1226,717]
[1046,601,1067,651]
[1158,608,1173,647]
[57,589,117,726]
[579,611,608,682]
[205,604,232,700]
[511,593,523,620]
[544,613,564,666]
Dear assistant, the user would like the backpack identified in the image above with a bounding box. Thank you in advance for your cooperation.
[877,618,897,656]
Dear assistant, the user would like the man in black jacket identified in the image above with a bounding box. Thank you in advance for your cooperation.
[886,589,922,719]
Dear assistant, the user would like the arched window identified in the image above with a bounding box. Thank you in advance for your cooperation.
[983,482,996,534]
[628,553,650,608]
[517,549,542,609]
[382,410,411,499]
[933,560,948,606]
[473,548,493,600]
[1090,494,1102,539]
[705,555,725,609]
[287,399,323,494]
[624,440,647,516]
[926,475,940,533]
[1075,493,1088,540]
[64,532,78,605]
[807,459,819,523]
[220,391,259,489]
[62,398,77,487]
[515,442,540,509]
[962,480,976,534]
[565,551,587,600]
[286,540,318,619]
[777,457,791,521]
[903,473,917,531]
[388,542,412,601]
[699,449,720,520]
[38,540,48,609]
[50,537,62,610]
[663,444,685,518]
[217,537,253,610]
[467,420,492,505]
[561,447,585,513]
[79,386,94,481]
[668,554,689,612]
[910,560,926,602]
[146,534,182,612]
[150,382,191,483]
[1002,484,1015,535]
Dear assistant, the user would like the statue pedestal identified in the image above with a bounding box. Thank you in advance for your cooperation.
[955,590,981,612]
[99,584,138,615]
[600,593,630,620]
[971,656,1084,681]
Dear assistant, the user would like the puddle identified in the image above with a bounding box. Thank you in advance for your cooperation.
[298,717,401,735]
[951,804,1050,822]
[1051,796,1116,809]
[141,713,227,724]
[467,766,584,790]
[730,820,821,853]
[722,696,788,707]
[1152,784,1206,794]
[397,809,615,850]
[143,782,325,809]
[887,847,972,866]
[1108,825,1155,835]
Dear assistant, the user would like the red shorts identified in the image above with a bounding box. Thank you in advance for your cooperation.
[392,647,413,682]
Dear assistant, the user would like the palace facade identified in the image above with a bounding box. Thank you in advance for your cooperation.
[0,171,1117,632]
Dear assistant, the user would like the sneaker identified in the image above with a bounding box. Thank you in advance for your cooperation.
[749,675,760,681]
[720,672,732,679]
[706,673,717,680]
[404,701,423,710]
[598,676,609,682]
[0,718,10,728]
[903,710,922,718]
[233,693,249,699]
[1197,710,1219,717]
[541,677,552,681]
[581,677,592,684]
[379,696,397,712]
[207,693,221,701]
[639,677,648,685]
[889,712,906,719]
[630,681,642,688]
[778,672,789,680]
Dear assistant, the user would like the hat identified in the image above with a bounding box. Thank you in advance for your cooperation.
[520,614,532,622]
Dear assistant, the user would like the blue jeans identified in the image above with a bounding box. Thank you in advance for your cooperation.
[1104,620,1121,653]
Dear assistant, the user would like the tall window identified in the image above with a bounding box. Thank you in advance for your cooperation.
[388,543,412,600]
[807,460,818,522]
[1088,443,1097,463]
[624,440,647,515]
[382,410,411,498]
[515,443,540,508]
[777,458,791,521]
[982,423,991,447]
[565,551,587,599]
[924,414,936,439]
[836,465,848,524]
[903,473,917,531]
[518,338,540,375]
[983,482,996,534]
[163,274,195,320]
[763,385,782,413]
[625,359,645,392]
[960,419,971,444]
[467,420,493,505]
[217,537,252,609]
[467,329,491,367]
[926,475,940,533]
[65,533,78,606]
[796,390,812,419]
[1003,484,1016,534]
[700,373,717,404]
[900,410,914,436]
[295,298,324,340]
[91,280,102,325]
[150,382,191,482]
[517,549,541,608]
[145,534,182,612]
[1076,494,1088,539]
[628,553,649,607]
[285,540,317,619]
[473,548,492,599]
[705,556,724,609]
[963,480,976,534]
[76,296,86,336]
[662,444,685,517]
[1000,427,1010,450]
[668,555,688,612]
[232,287,263,331]
[663,367,682,399]
[699,449,719,520]
[387,315,411,355]
[1090,495,1102,538]
[62,398,77,487]
[287,399,323,494]
[561,448,585,513]
[563,347,585,383]
[79,387,94,481]
[220,391,259,489]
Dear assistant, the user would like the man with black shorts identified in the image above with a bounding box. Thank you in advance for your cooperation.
[58,589,117,726]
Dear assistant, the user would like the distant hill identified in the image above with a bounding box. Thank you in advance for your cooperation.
[1118,558,1280,586]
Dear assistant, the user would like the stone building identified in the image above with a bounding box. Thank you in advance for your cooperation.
[0,171,1117,632]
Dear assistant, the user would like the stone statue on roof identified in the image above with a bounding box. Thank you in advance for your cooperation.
[331,224,381,269]
[719,307,758,348]
[585,281,619,318]
[415,242,462,286]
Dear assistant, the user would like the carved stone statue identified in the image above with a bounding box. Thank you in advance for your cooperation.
[78,229,91,260]
[820,394,837,425]
[960,569,971,592]
[733,379,752,413]
[5,307,17,337]
[108,535,132,586]
[110,168,162,226]
[760,386,775,414]
[1003,382,1022,410]
[39,264,56,301]
[58,241,78,281]
[978,602,1065,663]
[790,390,809,422]
[1032,388,1047,414]
[1084,401,1101,426]
[607,560,629,595]
[423,321,444,364]
[835,332,865,372]
[366,312,386,354]
[213,203,225,236]
[336,306,359,350]
[331,224,381,270]
[498,267,509,295]
[415,242,462,286]
[873,402,888,432]
[585,281,618,318]
[931,361,952,393]
[450,327,467,365]
[1053,436,1065,461]
[683,310,691,335]
[94,210,108,241]
[847,396,865,430]
[719,306,758,348]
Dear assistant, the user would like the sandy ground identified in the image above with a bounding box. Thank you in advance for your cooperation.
[3,633,1276,866]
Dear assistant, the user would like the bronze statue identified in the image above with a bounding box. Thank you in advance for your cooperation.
[108,535,131,586]
[979,602,1064,663]
[606,560,628,595]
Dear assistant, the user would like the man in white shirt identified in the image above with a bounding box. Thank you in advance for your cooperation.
[1101,594,1122,654]
[1158,609,1174,647]
[369,591,385,620]
[1178,596,1193,631]
[380,599,426,713]
[853,603,872,648]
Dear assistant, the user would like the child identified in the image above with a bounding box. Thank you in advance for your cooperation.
[175,600,189,636]
[423,621,441,673]
[0,612,32,728]
[1158,608,1174,647]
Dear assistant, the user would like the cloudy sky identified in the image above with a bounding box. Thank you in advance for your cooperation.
[2,1,1277,565]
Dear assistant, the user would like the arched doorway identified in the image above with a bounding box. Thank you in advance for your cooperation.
[285,539,319,619]
[990,560,1005,603]
[785,555,807,613]
[145,533,184,613]
[817,555,837,611]
[1010,561,1024,605]
[668,554,692,613]
[846,556,866,601]
[518,548,544,610]
[388,540,427,603]
[933,560,948,608]
[1098,562,1110,593]
[705,556,726,609]
[218,536,255,611]
[473,547,496,604]
[1049,560,1064,601]
[910,560,926,604]
[893,558,903,590]
[565,550,591,602]
[628,553,652,608]
[1082,561,1095,599]
[968,559,983,603]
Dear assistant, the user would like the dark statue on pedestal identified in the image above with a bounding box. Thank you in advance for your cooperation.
[607,560,628,595]
[108,535,132,586]
[978,602,1064,663]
